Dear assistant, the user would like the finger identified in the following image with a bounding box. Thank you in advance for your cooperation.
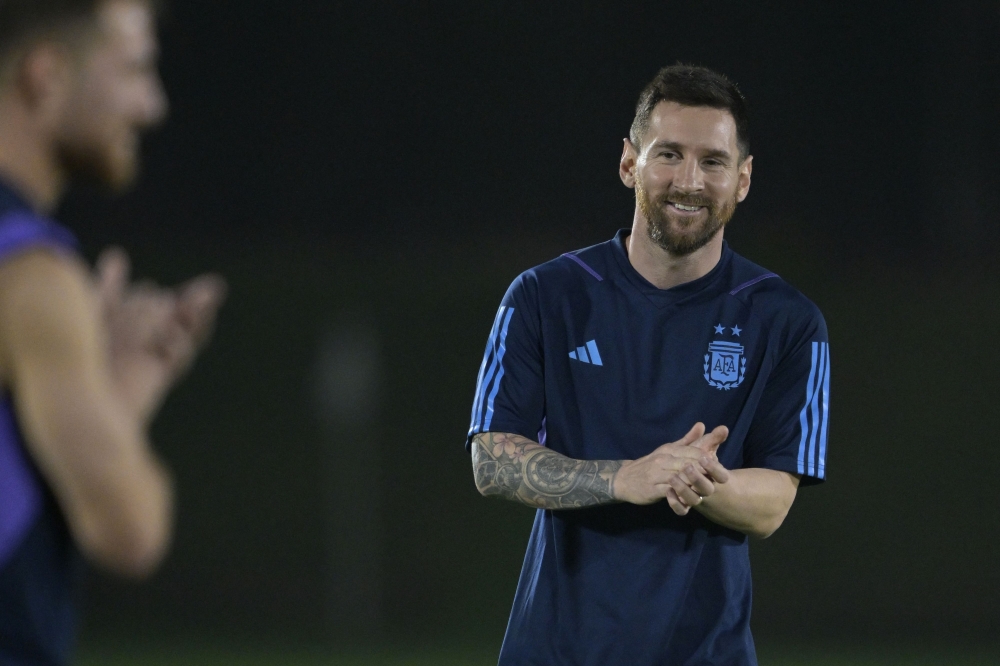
[653,446,713,469]
[669,475,704,508]
[95,246,130,305]
[695,425,730,456]
[653,423,705,454]
[160,326,196,374]
[681,465,716,497]
[664,487,690,516]
[700,456,731,484]
[160,277,225,377]
[119,291,179,351]
[176,274,227,342]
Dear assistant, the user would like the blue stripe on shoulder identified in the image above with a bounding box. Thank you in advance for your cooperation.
[730,272,778,295]
[561,253,603,281]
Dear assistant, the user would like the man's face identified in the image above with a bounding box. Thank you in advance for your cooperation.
[623,101,751,256]
[56,0,166,190]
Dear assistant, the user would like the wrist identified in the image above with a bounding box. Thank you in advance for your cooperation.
[610,459,630,502]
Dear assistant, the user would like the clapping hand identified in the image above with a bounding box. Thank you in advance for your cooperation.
[95,247,227,424]
[662,426,732,516]
[614,423,730,506]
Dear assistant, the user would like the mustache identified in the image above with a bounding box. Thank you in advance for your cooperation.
[656,193,715,209]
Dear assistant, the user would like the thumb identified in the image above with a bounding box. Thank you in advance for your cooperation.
[651,423,705,455]
[95,246,130,306]
[696,425,730,456]
[176,274,227,343]
[675,422,706,447]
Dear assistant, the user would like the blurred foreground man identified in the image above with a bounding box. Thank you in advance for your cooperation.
[0,1,225,663]
[467,65,830,665]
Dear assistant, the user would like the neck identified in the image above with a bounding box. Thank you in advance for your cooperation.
[625,209,724,290]
[0,97,65,214]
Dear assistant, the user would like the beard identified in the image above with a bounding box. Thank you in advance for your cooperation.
[56,131,140,193]
[635,172,738,256]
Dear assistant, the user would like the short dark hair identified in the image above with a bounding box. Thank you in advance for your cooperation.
[630,64,750,161]
[0,0,161,73]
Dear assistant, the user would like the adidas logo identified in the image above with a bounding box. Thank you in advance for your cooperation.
[569,340,603,366]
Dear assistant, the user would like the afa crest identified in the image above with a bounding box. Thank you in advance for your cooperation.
[704,340,746,390]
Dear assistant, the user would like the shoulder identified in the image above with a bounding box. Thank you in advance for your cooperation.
[505,238,613,300]
[0,209,92,351]
[0,250,98,371]
[0,249,92,310]
[726,251,827,341]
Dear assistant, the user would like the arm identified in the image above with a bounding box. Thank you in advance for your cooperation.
[471,424,729,510]
[0,251,171,577]
[696,469,799,538]
[664,460,800,538]
[471,432,621,509]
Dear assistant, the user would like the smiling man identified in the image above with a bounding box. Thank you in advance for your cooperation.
[467,65,830,665]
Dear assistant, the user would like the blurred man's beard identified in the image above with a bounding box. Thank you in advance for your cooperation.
[57,139,138,193]
[635,173,738,256]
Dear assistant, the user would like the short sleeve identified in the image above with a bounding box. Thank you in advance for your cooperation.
[465,273,545,451]
[743,309,830,484]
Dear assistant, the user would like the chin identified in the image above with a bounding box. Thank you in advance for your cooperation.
[61,143,140,192]
[91,152,140,192]
[106,164,139,192]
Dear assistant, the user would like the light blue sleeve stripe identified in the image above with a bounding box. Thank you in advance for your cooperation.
[468,307,505,435]
[817,344,831,478]
[806,342,827,477]
[483,308,515,430]
[797,342,819,474]
[586,340,603,366]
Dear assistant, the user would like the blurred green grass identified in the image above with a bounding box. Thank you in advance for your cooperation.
[77,644,1000,665]
[79,646,491,666]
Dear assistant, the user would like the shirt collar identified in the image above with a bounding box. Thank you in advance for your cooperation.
[609,228,732,307]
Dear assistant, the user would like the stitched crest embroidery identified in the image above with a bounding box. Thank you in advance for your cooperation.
[704,340,746,390]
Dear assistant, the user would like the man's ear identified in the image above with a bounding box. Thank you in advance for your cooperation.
[619,138,638,189]
[736,154,752,203]
[18,43,73,114]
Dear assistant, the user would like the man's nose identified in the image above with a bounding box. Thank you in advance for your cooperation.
[142,75,169,127]
[672,158,704,193]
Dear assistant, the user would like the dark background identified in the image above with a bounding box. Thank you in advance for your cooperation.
[61,0,1000,653]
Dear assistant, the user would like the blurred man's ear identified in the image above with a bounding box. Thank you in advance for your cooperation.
[619,138,638,189]
[736,154,753,203]
[17,43,74,116]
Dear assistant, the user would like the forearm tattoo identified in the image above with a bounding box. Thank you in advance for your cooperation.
[471,432,623,509]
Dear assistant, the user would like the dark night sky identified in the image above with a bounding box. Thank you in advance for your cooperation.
[62,1,1000,259]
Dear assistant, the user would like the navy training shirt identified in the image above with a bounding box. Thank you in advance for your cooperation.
[0,179,82,666]
[467,229,830,666]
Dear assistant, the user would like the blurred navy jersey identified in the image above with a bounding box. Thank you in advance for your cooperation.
[0,180,82,666]
[467,229,830,666]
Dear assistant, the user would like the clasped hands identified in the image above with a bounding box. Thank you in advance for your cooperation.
[94,247,227,423]
[613,423,730,516]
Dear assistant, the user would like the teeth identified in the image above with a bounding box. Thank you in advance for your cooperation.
[672,203,701,212]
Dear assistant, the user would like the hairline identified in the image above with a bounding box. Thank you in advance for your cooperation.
[631,101,750,163]
[0,0,161,84]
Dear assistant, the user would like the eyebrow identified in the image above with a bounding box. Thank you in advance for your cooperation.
[651,141,733,161]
